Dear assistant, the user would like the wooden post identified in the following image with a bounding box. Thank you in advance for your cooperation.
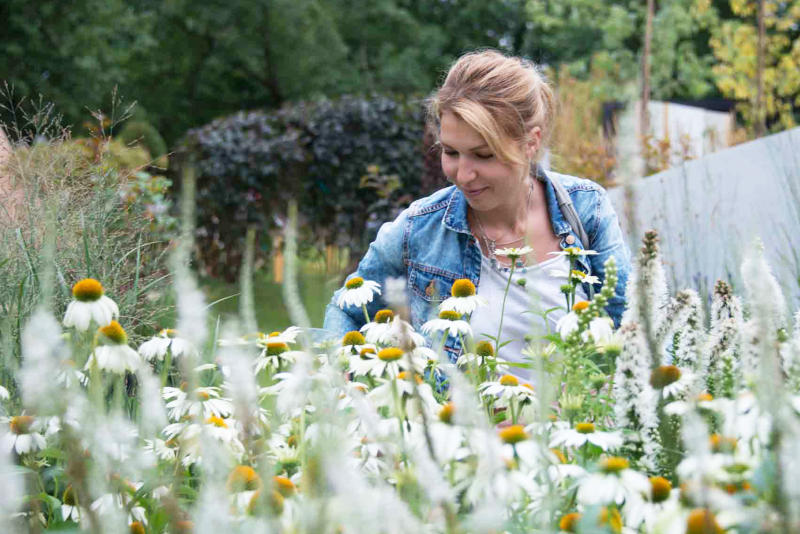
[641,0,655,143]
[273,234,284,284]
[755,0,766,137]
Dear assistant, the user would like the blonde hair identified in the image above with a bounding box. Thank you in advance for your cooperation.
[427,49,555,165]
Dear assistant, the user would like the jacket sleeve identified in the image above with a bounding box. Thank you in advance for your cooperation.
[322,206,410,338]
[587,187,631,327]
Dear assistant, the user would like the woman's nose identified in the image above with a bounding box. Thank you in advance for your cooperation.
[456,159,476,184]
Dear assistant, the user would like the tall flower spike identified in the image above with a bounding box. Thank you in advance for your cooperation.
[622,230,669,334]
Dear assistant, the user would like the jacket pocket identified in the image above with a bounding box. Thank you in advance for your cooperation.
[408,263,458,303]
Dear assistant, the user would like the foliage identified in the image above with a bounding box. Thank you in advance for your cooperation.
[705,0,800,134]
[118,120,168,163]
[180,95,434,280]
[0,110,172,389]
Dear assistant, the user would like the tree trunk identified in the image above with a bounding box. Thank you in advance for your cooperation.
[755,0,766,137]
[641,0,655,141]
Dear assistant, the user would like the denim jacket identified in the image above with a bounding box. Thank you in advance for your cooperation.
[323,170,631,363]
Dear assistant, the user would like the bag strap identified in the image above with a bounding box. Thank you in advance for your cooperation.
[537,166,595,297]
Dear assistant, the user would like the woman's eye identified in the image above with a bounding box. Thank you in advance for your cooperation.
[475,153,494,160]
[443,150,458,157]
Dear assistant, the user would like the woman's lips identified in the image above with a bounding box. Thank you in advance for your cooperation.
[464,186,488,197]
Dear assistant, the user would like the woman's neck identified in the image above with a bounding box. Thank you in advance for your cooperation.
[471,177,538,238]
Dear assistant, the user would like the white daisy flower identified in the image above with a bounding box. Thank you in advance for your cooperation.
[588,317,614,345]
[439,278,487,316]
[549,422,623,451]
[421,309,473,339]
[162,385,233,421]
[254,339,300,374]
[360,308,396,344]
[138,329,196,361]
[649,365,694,399]
[548,268,601,286]
[495,246,534,262]
[336,276,381,309]
[0,385,8,400]
[62,278,119,331]
[1,415,46,454]
[349,347,425,379]
[85,321,143,374]
[576,456,650,506]
[478,374,536,403]
[60,486,83,522]
[368,371,439,415]
[555,311,579,340]
[548,247,599,258]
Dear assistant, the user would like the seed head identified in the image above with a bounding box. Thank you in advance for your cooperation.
[72,278,105,302]
[499,424,528,444]
[475,340,494,357]
[650,365,681,388]
[266,341,289,355]
[10,415,34,435]
[62,486,77,506]
[342,331,366,346]
[686,508,722,534]
[439,402,454,424]
[600,456,629,473]
[345,277,364,289]
[227,465,262,492]
[499,374,519,387]
[130,522,146,534]
[272,475,296,497]
[438,309,461,321]
[575,422,595,434]
[559,512,581,532]
[572,300,590,312]
[451,279,476,298]
[374,309,394,323]
[650,476,672,502]
[377,347,403,362]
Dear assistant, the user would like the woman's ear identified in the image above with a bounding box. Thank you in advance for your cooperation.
[526,126,542,160]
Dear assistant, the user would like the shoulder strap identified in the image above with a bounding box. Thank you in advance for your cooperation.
[538,167,595,297]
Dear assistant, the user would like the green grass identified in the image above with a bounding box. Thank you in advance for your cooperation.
[200,267,343,332]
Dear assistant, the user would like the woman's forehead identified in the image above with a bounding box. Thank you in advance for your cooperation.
[439,112,487,149]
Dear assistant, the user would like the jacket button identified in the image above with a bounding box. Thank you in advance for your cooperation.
[565,235,576,245]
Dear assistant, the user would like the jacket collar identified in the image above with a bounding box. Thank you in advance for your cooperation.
[442,166,572,237]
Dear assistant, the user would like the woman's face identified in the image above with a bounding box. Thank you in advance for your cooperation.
[439,111,528,212]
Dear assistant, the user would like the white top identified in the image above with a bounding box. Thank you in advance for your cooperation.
[469,252,588,379]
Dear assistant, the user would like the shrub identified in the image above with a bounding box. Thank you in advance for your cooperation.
[178,95,445,280]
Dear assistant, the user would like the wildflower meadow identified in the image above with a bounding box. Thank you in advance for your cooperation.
[2,152,800,534]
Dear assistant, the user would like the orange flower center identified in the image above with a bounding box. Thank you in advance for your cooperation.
[72,278,104,301]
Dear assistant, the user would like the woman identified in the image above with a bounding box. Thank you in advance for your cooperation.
[323,50,630,368]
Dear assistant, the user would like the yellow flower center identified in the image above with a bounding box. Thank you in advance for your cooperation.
[570,269,586,279]
[523,383,535,391]
[396,371,422,384]
[267,341,289,355]
[686,508,723,534]
[10,415,33,435]
[572,300,590,312]
[247,489,284,515]
[98,320,128,345]
[359,347,376,358]
[709,434,737,453]
[342,331,366,346]
[130,521,146,534]
[499,424,528,444]
[439,402,454,424]
[575,422,595,434]
[649,365,682,389]
[273,475,296,496]
[206,415,227,428]
[451,278,476,297]
[600,456,629,473]
[599,507,622,534]
[345,277,364,289]
[62,485,77,506]
[162,328,178,338]
[72,278,104,301]
[650,476,672,503]
[499,374,519,387]
[697,392,713,402]
[196,390,211,401]
[475,340,494,357]
[269,331,282,337]
[438,309,461,321]
[377,347,403,362]
[175,520,194,533]
[374,309,394,323]
[227,465,262,492]
[559,512,581,532]
[550,448,567,464]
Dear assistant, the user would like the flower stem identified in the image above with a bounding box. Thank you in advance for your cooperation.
[494,261,516,356]
[361,304,371,325]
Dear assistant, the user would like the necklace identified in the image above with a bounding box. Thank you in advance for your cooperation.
[472,180,534,270]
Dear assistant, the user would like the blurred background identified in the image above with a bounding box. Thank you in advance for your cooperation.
[1,0,798,334]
